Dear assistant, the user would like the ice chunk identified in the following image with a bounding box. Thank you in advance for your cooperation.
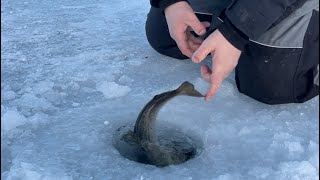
[28,113,49,129]
[104,121,109,126]
[274,161,318,180]
[42,90,62,106]
[72,102,80,107]
[248,167,272,179]
[96,81,131,99]
[308,140,319,153]
[118,75,134,84]
[284,141,304,155]
[213,173,242,180]
[1,105,5,116]
[9,83,24,92]
[308,141,319,170]
[2,91,16,101]
[81,87,95,93]
[238,126,250,136]
[269,133,304,159]
[15,93,56,116]
[24,169,42,180]
[33,80,54,94]
[1,109,27,131]
[273,132,292,141]
[67,81,80,92]
[276,110,292,119]
[308,153,319,171]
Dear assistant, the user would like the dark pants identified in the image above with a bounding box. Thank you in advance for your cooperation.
[145,4,319,104]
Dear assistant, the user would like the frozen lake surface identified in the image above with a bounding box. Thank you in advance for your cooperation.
[1,0,319,179]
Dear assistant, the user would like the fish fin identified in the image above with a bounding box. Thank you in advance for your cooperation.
[177,81,204,97]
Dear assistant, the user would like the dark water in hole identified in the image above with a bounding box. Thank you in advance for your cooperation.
[112,123,203,167]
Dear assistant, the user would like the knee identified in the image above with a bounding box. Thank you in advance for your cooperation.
[235,44,319,105]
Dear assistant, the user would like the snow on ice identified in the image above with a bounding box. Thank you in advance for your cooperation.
[1,0,319,179]
[97,81,131,99]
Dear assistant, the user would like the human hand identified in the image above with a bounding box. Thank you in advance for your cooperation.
[191,29,241,101]
[164,1,210,58]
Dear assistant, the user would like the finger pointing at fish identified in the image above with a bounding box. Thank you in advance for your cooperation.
[191,29,241,101]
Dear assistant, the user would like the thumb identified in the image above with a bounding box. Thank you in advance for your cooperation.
[188,17,207,36]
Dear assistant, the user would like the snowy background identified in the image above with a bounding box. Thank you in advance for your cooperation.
[1,0,319,179]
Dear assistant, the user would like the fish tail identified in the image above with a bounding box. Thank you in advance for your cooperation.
[176,81,204,97]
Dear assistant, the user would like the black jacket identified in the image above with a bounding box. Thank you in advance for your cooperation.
[150,0,308,51]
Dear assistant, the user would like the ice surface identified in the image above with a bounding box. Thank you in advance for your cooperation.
[1,0,319,179]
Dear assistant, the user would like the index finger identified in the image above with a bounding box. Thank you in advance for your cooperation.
[205,71,223,101]
[205,82,221,101]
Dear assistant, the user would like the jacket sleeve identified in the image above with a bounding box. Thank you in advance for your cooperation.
[217,17,249,51]
[215,0,307,51]
[224,0,303,40]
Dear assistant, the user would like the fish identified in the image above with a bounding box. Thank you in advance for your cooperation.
[112,81,204,167]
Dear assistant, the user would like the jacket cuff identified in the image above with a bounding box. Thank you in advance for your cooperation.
[217,17,249,51]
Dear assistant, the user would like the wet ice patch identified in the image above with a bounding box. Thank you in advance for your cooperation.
[1,109,27,131]
[96,81,131,99]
